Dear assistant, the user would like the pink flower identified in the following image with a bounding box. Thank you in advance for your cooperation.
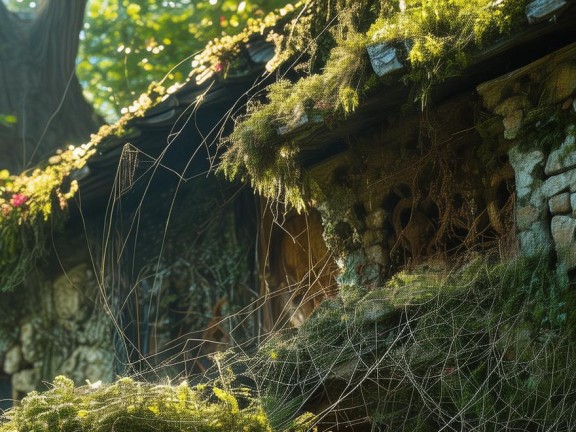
[214,62,223,72]
[10,193,28,208]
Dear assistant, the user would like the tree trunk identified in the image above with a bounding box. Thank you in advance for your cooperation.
[0,0,100,173]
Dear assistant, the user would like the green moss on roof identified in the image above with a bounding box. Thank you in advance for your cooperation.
[0,86,164,291]
[219,0,530,210]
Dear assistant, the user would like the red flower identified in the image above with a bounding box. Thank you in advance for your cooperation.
[214,62,223,72]
[10,193,28,208]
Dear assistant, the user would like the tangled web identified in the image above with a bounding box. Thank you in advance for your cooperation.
[4,242,575,431]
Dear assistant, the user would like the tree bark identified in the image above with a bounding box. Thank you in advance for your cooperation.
[0,0,100,173]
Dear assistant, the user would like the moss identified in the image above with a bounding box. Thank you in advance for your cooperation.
[219,0,531,210]
[0,83,166,291]
[0,376,275,432]
[248,254,576,430]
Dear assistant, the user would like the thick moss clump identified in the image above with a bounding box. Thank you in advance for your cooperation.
[248,254,576,430]
[219,0,530,210]
[0,376,273,432]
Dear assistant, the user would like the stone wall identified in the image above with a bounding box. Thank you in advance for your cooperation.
[510,124,576,269]
[478,43,576,271]
[0,263,113,400]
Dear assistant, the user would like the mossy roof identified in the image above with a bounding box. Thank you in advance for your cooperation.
[1,0,575,290]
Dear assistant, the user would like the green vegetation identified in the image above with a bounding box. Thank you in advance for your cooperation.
[0,88,161,291]
[0,376,275,432]
[79,0,293,119]
[246,254,575,430]
[3,0,291,120]
[220,0,529,210]
[0,0,300,291]
[1,251,573,430]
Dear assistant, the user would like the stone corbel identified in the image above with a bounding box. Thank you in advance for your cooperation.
[477,43,576,139]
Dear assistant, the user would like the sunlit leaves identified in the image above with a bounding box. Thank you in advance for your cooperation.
[0,114,17,127]
[77,0,289,121]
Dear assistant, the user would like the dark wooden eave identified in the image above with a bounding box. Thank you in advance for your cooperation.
[72,2,576,213]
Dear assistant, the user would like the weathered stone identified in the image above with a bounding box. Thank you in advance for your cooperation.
[3,345,22,374]
[508,146,545,200]
[53,264,87,321]
[571,193,576,216]
[544,132,576,175]
[494,95,529,117]
[366,43,403,76]
[516,204,546,230]
[551,216,576,270]
[20,322,37,363]
[494,96,529,139]
[77,313,111,346]
[541,168,576,198]
[529,186,547,209]
[517,221,552,256]
[549,192,571,214]
[525,0,568,24]
[59,346,114,385]
[12,369,38,393]
[365,209,386,229]
[502,110,524,139]
[363,229,384,249]
[542,62,576,105]
[366,245,384,264]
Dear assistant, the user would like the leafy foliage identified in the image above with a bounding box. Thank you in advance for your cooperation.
[0,376,274,432]
[0,88,162,291]
[78,0,290,120]
[3,0,291,120]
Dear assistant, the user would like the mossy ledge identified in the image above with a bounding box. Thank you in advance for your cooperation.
[3,255,573,430]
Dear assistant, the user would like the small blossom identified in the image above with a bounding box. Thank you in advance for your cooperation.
[1,203,11,216]
[10,193,28,208]
[214,62,223,72]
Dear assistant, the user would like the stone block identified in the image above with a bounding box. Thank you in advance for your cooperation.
[495,96,529,140]
[20,322,37,363]
[502,110,523,139]
[516,204,546,230]
[517,221,552,257]
[367,43,404,76]
[277,108,323,135]
[544,133,576,175]
[60,346,114,385]
[525,0,568,24]
[3,345,22,375]
[53,264,87,321]
[571,193,576,216]
[12,369,38,393]
[551,215,576,270]
[366,244,384,264]
[542,62,576,105]
[508,146,544,200]
[529,186,547,209]
[549,192,571,214]
[366,209,386,229]
[541,168,576,198]
[363,229,384,249]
